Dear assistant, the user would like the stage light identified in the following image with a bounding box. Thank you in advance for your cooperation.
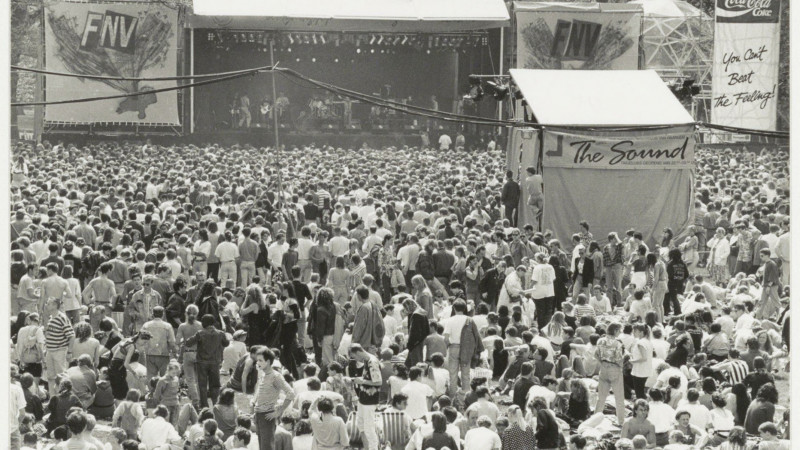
[426,49,431,54]
[296,58,301,62]
[320,35,326,44]
[370,35,377,45]
[465,75,484,101]
[288,35,295,45]
[371,49,375,53]
[334,58,339,63]
[312,57,316,62]
[380,49,385,53]
[484,80,509,100]
[401,36,408,45]
[287,47,292,52]
[393,36,402,45]
[356,48,361,53]
[312,35,318,44]
[377,36,384,45]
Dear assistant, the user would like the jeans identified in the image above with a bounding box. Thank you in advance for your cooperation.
[146,354,170,380]
[446,344,470,397]
[604,265,623,304]
[664,290,682,317]
[196,361,221,408]
[255,412,277,450]
[182,352,199,407]
[504,204,518,227]
[219,261,237,287]
[533,297,555,330]
[572,278,591,301]
[298,259,313,283]
[240,261,256,287]
[45,347,68,396]
[595,362,626,425]
[356,403,379,450]
[652,282,668,323]
[321,335,335,369]
[632,375,648,399]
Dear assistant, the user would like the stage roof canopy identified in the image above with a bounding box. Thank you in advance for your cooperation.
[509,69,695,126]
[188,0,511,32]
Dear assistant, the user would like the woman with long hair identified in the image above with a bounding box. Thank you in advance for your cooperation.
[661,228,674,250]
[326,256,352,306]
[277,282,302,378]
[566,379,591,426]
[241,278,270,348]
[411,274,434,320]
[718,426,748,450]
[311,287,337,371]
[727,383,751,427]
[403,297,430,368]
[212,388,238,441]
[647,252,668,322]
[501,405,536,450]
[630,245,648,290]
[680,225,700,273]
[543,311,568,346]
[193,229,211,276]
[71,322,103,368]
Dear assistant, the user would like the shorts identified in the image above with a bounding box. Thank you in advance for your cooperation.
[21,362,43,378]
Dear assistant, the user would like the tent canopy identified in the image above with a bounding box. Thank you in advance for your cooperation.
[509,69,694,126]
[188,0,510,32]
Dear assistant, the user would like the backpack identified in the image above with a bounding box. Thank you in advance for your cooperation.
[114,402,140,439]
[19,327,41,364]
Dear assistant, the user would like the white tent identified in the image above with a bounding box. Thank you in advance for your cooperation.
[508,69,696,246]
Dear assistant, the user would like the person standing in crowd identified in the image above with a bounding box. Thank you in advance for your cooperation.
[251,347,295,450]
[186,314,229,408]
[44,297,75,397]
[593,322,626,426]
[348,343,382,450]
[501,171,521,227]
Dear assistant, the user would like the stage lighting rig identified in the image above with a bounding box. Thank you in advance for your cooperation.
[464,75,484,101]
[484,80,509,100]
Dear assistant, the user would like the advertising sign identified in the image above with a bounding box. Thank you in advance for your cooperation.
[711,0,781,130]
[515,2,642,70]
[44,2,180,124]
[542,130,696,170]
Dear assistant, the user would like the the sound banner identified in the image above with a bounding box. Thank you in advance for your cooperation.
[711,0,782,131]
[542,130,696,170]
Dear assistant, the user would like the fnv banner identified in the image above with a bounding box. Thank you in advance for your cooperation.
[542,131,696,170]
[711,0,782,131]
[514,2,642,70]
[44,2,180,124]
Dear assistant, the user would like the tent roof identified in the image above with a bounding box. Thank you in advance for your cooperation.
[188,0,510,32]
[513,2,642,14]
[509,69,695,126]
[629,0,706,18]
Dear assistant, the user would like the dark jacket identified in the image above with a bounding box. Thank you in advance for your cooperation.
[308,301,336,340]
[573,256,594,283]
[432,251,455,279]
[196,296,223,330]
[501,180,521,206]
[165,293,187,329]
[406,309,430,351]
[416,251,436,280]
[185,326,229,364]
[459,316,484,366]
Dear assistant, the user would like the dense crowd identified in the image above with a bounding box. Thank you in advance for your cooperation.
[7,138,791,450]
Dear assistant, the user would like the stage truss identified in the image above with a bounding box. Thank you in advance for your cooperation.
[637,0,713,90]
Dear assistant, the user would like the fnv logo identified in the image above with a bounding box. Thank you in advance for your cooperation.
[717,0,781,23]
[80,10,139,53]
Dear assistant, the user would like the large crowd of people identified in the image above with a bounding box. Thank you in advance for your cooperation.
[7,138,791,450]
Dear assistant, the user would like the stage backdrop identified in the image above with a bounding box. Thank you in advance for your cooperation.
[540,128,695,247]
[514,2,642,70]
[711,0,781,131]
[44,1,180,124]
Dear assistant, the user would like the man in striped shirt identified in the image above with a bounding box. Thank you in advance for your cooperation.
[711,349,750,385]
[44,297,75,396]
[251,347,295,450]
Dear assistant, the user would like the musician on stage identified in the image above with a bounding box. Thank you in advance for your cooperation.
[259,97,273,127]
[238,93,252,128]
[275,92,290,123]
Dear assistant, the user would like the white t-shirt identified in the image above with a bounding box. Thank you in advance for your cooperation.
[530,263,555,299]
[9,383,26,433]
[464,426,501,450]
[675,402,712,430]
[656,367,688,395]
[401,380,434,420]
[442,315,469,345]
[140,416,181,450]
[526,385,557,408]
[439,134,452,150]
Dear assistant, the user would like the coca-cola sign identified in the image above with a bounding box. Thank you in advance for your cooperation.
[716,0,781,23]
